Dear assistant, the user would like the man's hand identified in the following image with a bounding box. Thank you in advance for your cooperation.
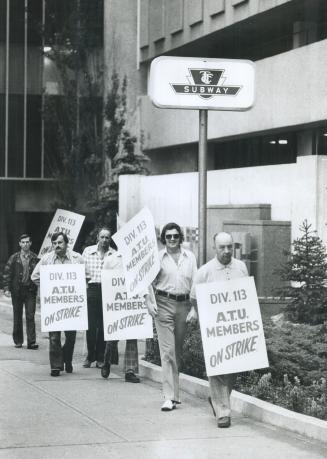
[4,290,11,298]
[145,293,158,318]
[186,306,198,323]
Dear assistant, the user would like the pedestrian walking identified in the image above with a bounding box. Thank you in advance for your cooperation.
[101,251,140,383]
[190,231,248,428]
[146,222,197,411]
[31,232,85,376]
[3,234,39,349]
[82,228,113,369]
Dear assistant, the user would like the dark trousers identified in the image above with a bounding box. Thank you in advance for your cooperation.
[103,340,139,373]
[86,284,105,362]
[49,331,76,370]
[11,287,36,346]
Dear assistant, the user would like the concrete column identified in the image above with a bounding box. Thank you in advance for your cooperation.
[103,0,140,122]
[118,174,142,221]
[297,130,314,157]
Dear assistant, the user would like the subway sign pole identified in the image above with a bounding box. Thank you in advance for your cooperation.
[149,56,255,266]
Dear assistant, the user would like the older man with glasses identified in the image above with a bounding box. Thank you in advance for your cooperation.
[146,222,197,411]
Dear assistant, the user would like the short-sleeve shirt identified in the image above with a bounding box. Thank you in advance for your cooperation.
[82,245,115,283]
[190,257,248,300]
[154,247,197,295]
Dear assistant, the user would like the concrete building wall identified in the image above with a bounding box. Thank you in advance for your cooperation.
[104,0,142,134]
[119,155,327,244]
[140,38,327,150]
[140,0,292,61]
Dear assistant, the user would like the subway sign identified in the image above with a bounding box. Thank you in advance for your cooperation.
[149,56,255,111]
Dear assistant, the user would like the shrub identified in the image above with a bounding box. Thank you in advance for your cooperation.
[277,220,327,324]
[236,372,327,419]
[264,320,327,384]
[180,321,206,380]
[144,317,327,419]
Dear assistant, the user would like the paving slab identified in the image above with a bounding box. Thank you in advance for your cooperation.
[0,295,327,458]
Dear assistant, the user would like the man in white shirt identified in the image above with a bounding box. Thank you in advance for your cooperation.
[190,232,248,428]
[147,222,197,411]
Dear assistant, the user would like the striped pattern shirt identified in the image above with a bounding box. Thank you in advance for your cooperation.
[82,245,115,283]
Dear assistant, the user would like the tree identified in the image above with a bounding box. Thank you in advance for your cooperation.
[43,0,104,210]
[277,220,327,324]
[43,1,149,232]
[88,72,149,232]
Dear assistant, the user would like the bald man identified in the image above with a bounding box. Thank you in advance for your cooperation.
[189,232,248,428]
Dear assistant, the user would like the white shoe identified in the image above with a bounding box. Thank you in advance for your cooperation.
[161,400,176,411]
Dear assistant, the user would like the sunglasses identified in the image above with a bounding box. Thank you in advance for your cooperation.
[165,234,180,240]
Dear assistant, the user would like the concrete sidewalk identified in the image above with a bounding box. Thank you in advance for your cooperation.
[0,299,327,458]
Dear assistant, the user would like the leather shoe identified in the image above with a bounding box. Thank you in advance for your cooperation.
[65,362,73,373]
[27,343,39,350]
[125,372,140,383]
[83,359,92,368]
[14,344,22,348]
[217,416,231,428]
[96,361,104,369]
[50,369,60,377]
[101,364,110,379]
[208,396,216,417]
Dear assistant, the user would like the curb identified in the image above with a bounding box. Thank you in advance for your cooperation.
[139,359,327,444]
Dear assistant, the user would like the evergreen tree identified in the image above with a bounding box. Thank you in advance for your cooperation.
[278,220,327,324]
[88,72,149,232]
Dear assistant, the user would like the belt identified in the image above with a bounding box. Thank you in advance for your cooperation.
[155,289,189,302]
[88,283,101,288]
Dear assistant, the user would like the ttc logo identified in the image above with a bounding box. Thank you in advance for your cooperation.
[171,68,241,99]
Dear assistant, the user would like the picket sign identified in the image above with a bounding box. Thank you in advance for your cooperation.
[40,264,88,332]
[101,269,153,340]
[196,276,269,376]
[112,207,160,297]
[38,209,85,258]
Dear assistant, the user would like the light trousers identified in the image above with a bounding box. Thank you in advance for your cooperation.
[155,295,190,401]
[209,373,237,419]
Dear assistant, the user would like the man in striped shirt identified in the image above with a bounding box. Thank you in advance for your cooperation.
[82,228,114,369]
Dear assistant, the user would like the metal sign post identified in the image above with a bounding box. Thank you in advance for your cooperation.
[149,56,255,265]
[198,109,208,266]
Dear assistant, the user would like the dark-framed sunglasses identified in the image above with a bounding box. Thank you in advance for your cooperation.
[165,234,180,240]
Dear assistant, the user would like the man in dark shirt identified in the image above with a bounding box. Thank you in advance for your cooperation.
[3,234,39,349]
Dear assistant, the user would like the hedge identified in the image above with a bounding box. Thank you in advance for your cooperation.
[144,318,327,419]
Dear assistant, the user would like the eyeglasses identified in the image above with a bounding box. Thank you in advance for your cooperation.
[165,234,180,240]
